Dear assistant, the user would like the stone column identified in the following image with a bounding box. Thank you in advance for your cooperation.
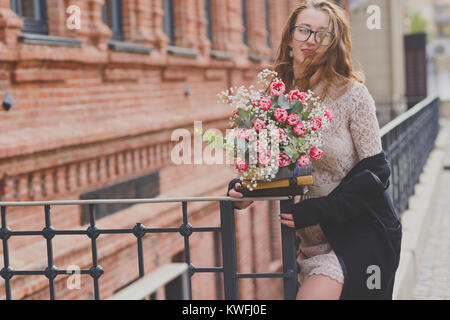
[196,0,210,56]
[150,0,169,50]
[225,0,247,56]
[210,0,228,52]
[0,0,23,49]
[121,0,153,45]
[246,0,271,59]
[173,0,198,49]
[87,0,112,50]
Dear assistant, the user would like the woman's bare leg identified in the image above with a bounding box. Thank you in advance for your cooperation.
[296,274,343,300]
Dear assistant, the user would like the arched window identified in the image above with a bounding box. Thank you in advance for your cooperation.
[11,0,48,35]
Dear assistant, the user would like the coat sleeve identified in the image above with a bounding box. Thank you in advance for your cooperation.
[292,192,365,229]
[291,170,382,228]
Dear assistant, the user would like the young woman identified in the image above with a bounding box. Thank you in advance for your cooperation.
[228,1,395,300]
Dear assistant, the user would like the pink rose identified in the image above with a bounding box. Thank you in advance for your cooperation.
[270,80,286,97]
[296,155,310,167]
[273,108,288,123]
[278,153,292,167]
[235,159,248,173]
[258,151,272,166]
[237,128,252,140]
[253,119,266,132]
[288,89,301,102]
[287,113,300,126]
[232,109,239,120]
[293,123,308,136]
[324,109,334,122]
[258,96,272,111]
[288,90,307,103]
[310,118,323,131]
[310,147,324,160]
[299,92,307,102]
[277,128,287,143]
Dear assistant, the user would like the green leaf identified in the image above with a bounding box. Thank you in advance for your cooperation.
[283,145,299,162]
[291,101,304,115]
[278,95,290,110]
[237,108,252,128]
[303,111,311,120]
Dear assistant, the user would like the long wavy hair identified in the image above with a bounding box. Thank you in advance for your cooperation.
[273,0,364,100]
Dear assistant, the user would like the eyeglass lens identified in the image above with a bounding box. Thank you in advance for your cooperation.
[293,27,332,46]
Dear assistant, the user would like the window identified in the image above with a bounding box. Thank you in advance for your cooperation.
[102,0,124,41]
[80,171,160,225]
[163,0,175,45]
[241,0,248,45]
[265,0,270,46]
[11,0,48,35]
[205,0,212,41]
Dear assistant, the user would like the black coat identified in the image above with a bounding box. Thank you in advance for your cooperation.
[288,150,402,300]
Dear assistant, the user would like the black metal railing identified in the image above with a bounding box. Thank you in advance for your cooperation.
[0,196,299,300]
[380,94,440,216]
[0,94,441,300]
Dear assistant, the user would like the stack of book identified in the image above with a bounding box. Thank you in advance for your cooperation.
[240,163,313,197]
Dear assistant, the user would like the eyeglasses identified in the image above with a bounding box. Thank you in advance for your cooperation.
[290,26,334,47]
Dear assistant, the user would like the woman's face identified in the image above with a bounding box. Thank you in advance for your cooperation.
[289,8,333,66]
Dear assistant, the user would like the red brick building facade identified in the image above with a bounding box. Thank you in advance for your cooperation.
[0,0,346,300]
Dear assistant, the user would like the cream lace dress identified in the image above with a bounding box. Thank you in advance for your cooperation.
[294,80,383,286]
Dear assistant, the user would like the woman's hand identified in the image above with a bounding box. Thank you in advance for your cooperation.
[280,213,295,228]
[228,182,254,210]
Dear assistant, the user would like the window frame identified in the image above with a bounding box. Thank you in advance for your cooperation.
[163,0,175,46]
[204,0,212,42]
[265,0,270,47]
[242,0,248,45]
[102,0,124,42]
[11,0,48,35]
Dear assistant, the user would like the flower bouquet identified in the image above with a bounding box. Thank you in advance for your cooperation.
[203,69,333,197]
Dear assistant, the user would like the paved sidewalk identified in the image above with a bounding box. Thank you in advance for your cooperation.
[411,122,450,300]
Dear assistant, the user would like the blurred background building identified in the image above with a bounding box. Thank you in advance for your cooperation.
[404,0,450,115]
[0,0,444,300]
[348,0,408,125]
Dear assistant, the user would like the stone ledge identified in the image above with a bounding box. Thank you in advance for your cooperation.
[167,46,200,58]
[393,119,450,299]
[18,33,83,47]
[210,50,234,61]
[108,40,154,54]
[0,105,231,160]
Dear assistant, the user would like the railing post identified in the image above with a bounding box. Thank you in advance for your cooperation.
[220,200,238,300]
[280,198,298,300]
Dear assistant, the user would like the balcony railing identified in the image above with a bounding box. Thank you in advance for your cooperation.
[381,94,440,215]
[0,94,441,300]
[1,196,299,300]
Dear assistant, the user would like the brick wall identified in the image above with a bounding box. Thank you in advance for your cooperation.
[0,0,344,300]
